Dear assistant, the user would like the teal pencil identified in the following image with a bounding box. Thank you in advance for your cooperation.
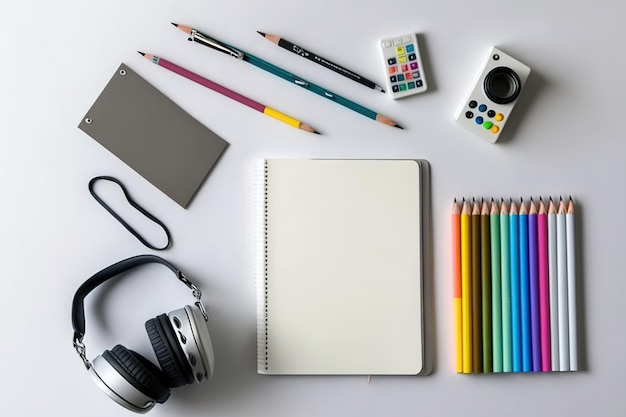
[490,199,503,373]
[509,199,522,372]
[481,200,492,373]
[500,199,512,372]
[173,23,402,129]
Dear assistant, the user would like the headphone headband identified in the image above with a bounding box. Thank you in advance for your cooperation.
[71,255,207,369]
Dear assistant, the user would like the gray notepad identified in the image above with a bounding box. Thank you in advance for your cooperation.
[78,63,228,208]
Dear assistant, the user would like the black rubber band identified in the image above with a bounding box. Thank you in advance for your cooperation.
[88,176,172,251]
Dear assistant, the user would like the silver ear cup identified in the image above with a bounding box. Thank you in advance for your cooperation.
[89,355,156,414]
[167,305,215,382]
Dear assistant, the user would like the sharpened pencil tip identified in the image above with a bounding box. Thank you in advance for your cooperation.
[394,124,404,129]
[137,51,145,56]
[171,22,178,27]
[313,130,321,135]
[257,31,266,37]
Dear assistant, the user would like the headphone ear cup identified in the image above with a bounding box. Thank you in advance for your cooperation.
[102,345,170,404]
[146,314,194,387]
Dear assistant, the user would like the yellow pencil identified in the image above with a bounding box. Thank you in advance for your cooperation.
[461,200,473,373]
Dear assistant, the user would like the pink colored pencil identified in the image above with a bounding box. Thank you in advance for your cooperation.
[537,199,551,371]
[138,52,319,134]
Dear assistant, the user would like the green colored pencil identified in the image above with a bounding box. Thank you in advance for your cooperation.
[500,199,512,372]
[490,199,503,372]
[471,200,483,372]
[481,200,492,373]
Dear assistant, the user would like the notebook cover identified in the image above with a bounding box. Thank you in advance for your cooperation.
[256,159,428,375]
[78,63,228,208]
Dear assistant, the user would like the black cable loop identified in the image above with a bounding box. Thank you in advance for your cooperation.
[88,176,172,251]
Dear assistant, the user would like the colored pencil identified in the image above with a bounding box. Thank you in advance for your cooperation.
[557,198,570,371]
[452,200,463,373]
[138,52,319,134]
[257,32,385,92]
[528,199,541,371]
[490,199,503,373]
[481,200,492,373]
[509,200,522,372]
[453,196,578,374]
[519,199,532,372]
[548,198,560,371]
[538,199,552,372]
[471,200,483,372]
[566,197,578,371]
[500,199,512,372]
[461,200,473,373]
[173,23,402,128]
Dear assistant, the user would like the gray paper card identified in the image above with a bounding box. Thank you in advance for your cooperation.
[78,63,228,208]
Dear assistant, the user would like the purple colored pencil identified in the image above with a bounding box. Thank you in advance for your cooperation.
[528,199,541,371]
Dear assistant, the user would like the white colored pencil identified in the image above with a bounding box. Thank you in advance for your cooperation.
[556,198,570,371]
[566,197,578,371]
[547,198,559,371]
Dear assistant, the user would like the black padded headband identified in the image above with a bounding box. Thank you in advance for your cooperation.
[72,255,181,340]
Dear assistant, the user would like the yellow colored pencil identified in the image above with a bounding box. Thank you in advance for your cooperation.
[461,200,473,373]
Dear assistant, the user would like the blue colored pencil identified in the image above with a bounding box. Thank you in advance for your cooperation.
[528,199,542,372]
[519,199,532,372]
[509,200,522,372]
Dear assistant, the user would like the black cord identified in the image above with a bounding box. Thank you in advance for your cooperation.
[88,176,172,250]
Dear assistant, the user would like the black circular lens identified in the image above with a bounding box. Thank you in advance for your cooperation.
[483,67,521,104]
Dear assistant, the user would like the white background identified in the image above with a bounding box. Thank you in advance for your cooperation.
[1,0,625,416]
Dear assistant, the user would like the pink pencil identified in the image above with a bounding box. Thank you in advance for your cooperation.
[138,52,318,134]
[537,199,551,371]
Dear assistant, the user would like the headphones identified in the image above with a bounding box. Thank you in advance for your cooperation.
[71,255,215,413]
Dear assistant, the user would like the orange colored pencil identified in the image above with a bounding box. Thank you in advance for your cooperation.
[452,200,462,372]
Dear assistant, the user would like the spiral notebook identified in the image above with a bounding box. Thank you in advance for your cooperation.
[256,159,429,375]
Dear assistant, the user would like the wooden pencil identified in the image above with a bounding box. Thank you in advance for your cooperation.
[139,52,319,134]
[471,200,483,372]
[557,198,570,371]
[481,200,492,373]
[528,198,541,372]
[509,199,522,372]
[548,198,560,371]
[519,199,532,372]
[538,198,552,372]
[566,197,578,371]
[500,199,512,372]
[490,199,503,373]
[452,200,463,373]
[461,200,473,373]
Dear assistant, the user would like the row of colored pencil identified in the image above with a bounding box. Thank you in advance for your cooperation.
[452,197,578,373]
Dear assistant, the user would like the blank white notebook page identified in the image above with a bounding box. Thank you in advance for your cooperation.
[257,159,424,375]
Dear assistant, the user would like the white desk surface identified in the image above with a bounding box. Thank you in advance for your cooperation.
[2,1,625,416]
